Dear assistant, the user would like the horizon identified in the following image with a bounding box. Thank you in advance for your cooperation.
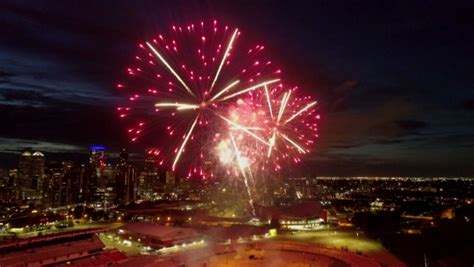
[1,145,473,178]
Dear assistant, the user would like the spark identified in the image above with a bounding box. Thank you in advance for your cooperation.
[277,90,291,122]
[230,133,256,216]
[217,114,270,145]
[230,133,248,178]
[264,85,274,119]
[267,132,276,158]
[155,103,199,110]
[146,42,195,97]
[284,101,318,125]
[172,114,199,170]
[208,80,240,102]
[210,28,239,93]
[280,133,306,154]
[219,79,280,101]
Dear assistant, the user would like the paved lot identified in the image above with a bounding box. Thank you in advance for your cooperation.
[279,229,406,267]
[202,250,345,267]
[152,240,380,267]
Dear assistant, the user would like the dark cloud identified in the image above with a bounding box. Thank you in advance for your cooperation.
[372,139,404,145]
[0,103,129,151]
[0,138,85,154]
[324,80,358,112]
[415,133,474,149]
[394,120,429,131]
[316,98,417,153]
[305,156,474,177]
[464,99,474,110]
[0,70,15,78]
[2,89,44,101]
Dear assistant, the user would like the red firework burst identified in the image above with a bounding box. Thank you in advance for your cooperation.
[116,20,284,178]
[218,84,320,176]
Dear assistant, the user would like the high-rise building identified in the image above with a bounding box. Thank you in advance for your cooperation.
[138,149,162,200]
[17,149,32,202]
[77,164,86,203]
[115,149,136,204]
[31,152,45,189]
[102,164,116,209]
[61,161,81,206]
[43,161,63,208]
[165,171,175,190]
[83,146,106,204]
[118,148,128,167]
[0,168,15,203]
[16,149,45,205]
[42,159,100,208]
[89,146,106,177]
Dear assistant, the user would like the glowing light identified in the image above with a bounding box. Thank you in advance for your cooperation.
[210,28,238,93]
[146,42,195,97]
[208,80,240,102]
[284,101,317,125]
[277,90,291,123]
[220,79,280,101]
[217,140,233,165]
[155,103,199,110]
[264,85,274,119]
[280,133,306,154]
[172,115,199,170]
[267,132,276,158]
[218,114,269,145]
[117,20,319,182]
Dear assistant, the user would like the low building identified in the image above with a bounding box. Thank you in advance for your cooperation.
[0,235,104,266]
[255,201,326,230]
[117,222,200,249]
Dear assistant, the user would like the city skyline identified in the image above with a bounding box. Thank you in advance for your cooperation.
[1,1,474,176]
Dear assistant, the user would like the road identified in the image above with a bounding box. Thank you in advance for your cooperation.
[5,221,123,240]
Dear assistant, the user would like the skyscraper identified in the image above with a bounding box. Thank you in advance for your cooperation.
[102,164,116,209]
[43,161,63,208]
[61,161,79,205]
[16,149,45,205]
[84,146,106,204]
[138,149,162,200]
[0,168,15,203]
[31,151,45,194]
[165,171,175,191]
[89,146,106,177]
[115,149,136,204]
[118,148,128,167]
[17,149,32,202]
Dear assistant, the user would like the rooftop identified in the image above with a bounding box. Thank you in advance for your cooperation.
[120,223,199,243]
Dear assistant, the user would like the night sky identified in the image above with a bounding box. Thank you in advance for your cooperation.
[1,0,473,176]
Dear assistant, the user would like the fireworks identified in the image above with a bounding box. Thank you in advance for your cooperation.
[117,20,281,178]
[116,20,320,180]
[219,85,319,175]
